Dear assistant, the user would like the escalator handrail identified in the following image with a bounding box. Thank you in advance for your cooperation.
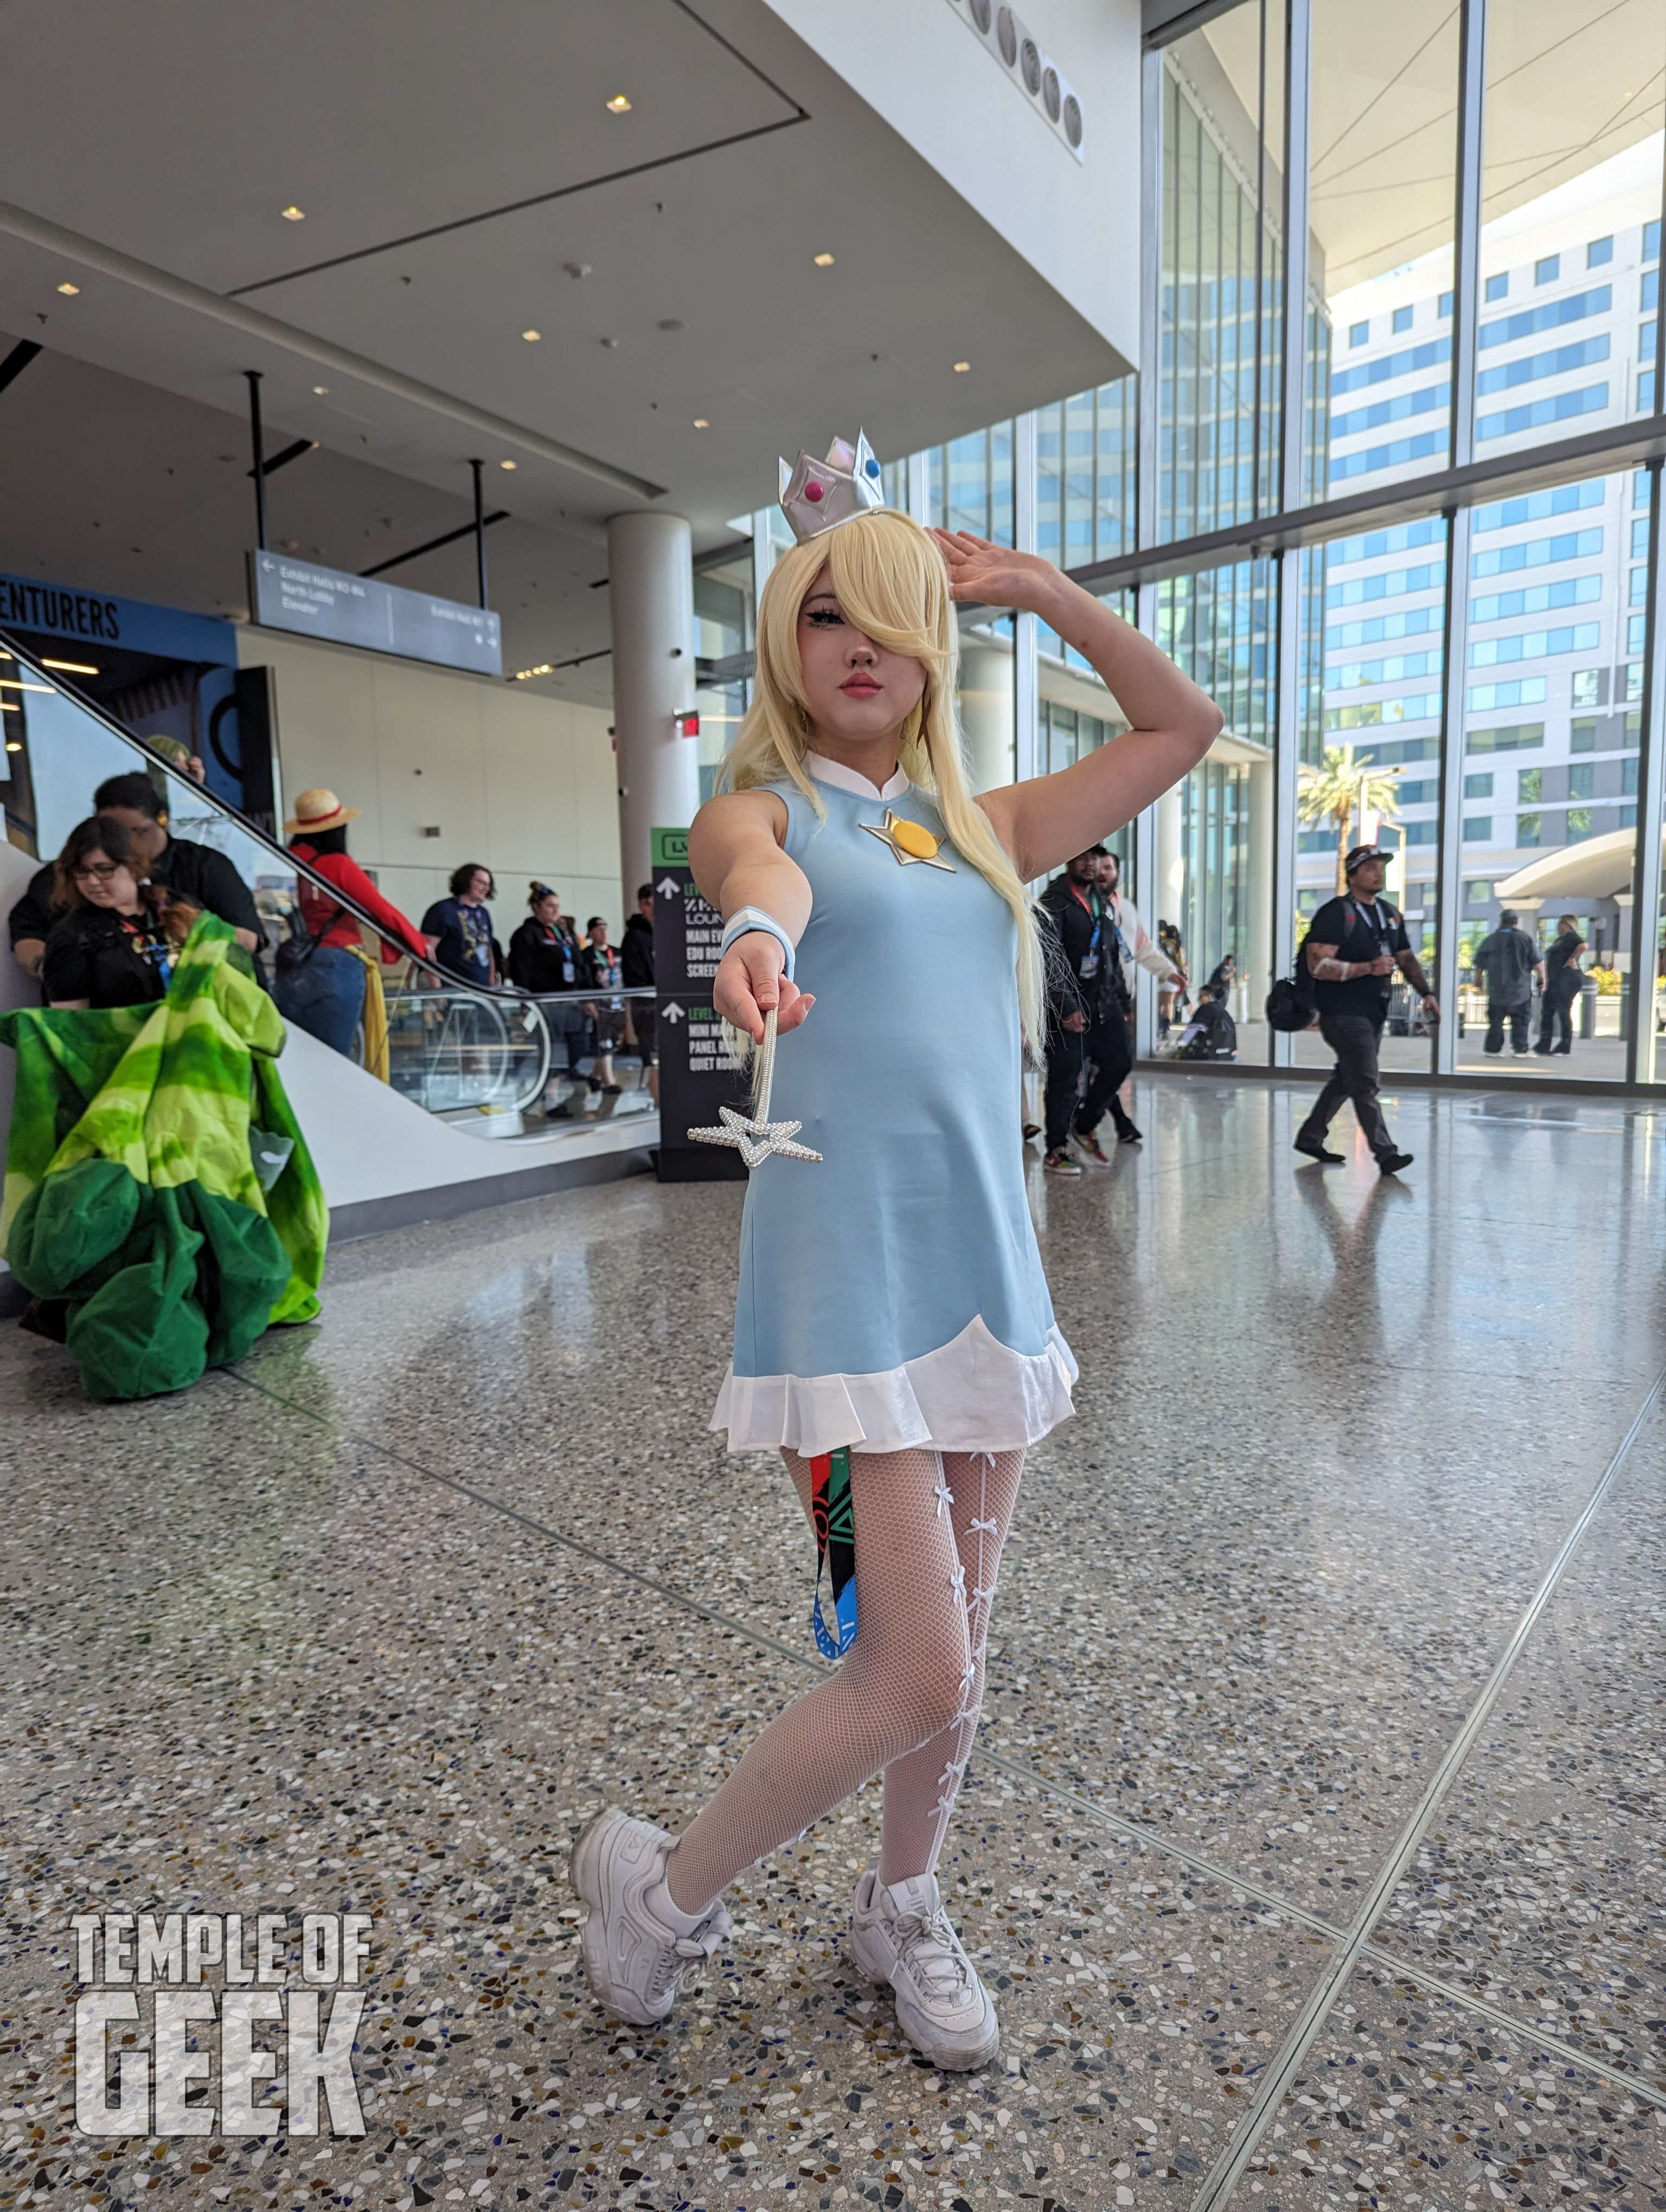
[2,624,659,1007]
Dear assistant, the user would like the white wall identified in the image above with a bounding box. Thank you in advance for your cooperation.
[761,0,1142,368]
[238,628,628,935]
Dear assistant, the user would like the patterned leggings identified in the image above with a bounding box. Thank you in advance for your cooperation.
[665,1447,1024,1914]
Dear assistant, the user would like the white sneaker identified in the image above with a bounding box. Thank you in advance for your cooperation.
[848,1868,999,2070]
[569,1808,732,2026]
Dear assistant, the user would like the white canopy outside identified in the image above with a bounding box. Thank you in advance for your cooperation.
[1494,825,1666,904]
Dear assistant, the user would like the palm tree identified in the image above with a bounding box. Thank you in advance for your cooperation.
[1297,746,1405,895]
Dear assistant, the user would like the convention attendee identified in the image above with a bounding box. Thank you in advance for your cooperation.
[580,916,625,1097]
[568,455,1221,2071]
[1155,917,1189,1037]
[621,882,659,1104]
[1095,846,1180,1133]
[1205,951,1236,995]
[506,883,587,1115]
[1535,913,1586,1056]
[280,788,431,1056]
[10,767,261,986]
[1293,844,1438,1175]
[1472,909,1541,1056]
[41,816,197,1009]
[1176,980,1236,1059]
[422,864,497,989]
[1039,848,1138,1174]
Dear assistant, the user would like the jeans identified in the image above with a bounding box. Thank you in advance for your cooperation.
[1537,989,1575,1053]
[1484,998,1531,1054]
[1043,1010,1135,1150]
[1297,1011,1394,1159]
[274,944,366,1057]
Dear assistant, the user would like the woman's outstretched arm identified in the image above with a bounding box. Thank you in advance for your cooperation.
[689,788,816,1044]
[934,531,1223,881]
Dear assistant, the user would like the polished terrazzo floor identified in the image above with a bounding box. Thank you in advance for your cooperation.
[4,1076,1665,2212]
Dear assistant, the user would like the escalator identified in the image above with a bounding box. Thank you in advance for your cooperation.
[0,627,658,1237]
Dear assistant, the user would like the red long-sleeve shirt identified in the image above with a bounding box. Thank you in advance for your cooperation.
[290,843,431,966]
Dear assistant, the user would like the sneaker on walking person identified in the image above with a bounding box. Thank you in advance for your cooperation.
[1042,1148,1082,1175]
[849,1867,999,2071]
[1073,1129,1113,1167]
[569,1808,732,2025]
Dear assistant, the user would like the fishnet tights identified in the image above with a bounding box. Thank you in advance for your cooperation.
[664,1446,1024,1915]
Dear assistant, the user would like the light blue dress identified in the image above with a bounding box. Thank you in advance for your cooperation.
[710,753,1077,1457]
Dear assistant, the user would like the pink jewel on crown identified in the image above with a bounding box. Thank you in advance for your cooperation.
[778,431,886,543]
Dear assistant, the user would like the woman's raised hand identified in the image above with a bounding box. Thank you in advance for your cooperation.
[712,932,814,1046]
[931,530,1068,619]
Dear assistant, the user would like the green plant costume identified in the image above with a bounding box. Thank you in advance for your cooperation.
[0,911,327,1400]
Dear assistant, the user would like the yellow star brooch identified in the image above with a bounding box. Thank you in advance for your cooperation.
[860,809,956,871]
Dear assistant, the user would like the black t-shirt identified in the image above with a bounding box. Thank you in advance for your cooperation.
[1306,893,1410,1019]
[41,907,174,1008]
[1544,930,1584,996]
[8,834,262,951]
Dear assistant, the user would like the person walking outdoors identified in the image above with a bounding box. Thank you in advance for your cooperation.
[1535,913,1586,1056]
[1472,908,1542,1056]
[567,452,1222,2073]
[421,864,497,989]
[279,789,431,1056]
[1039,850,1139,1173]
[1293,844,1438,1175]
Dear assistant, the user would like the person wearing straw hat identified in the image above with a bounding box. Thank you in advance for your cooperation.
[278,788,432,1055]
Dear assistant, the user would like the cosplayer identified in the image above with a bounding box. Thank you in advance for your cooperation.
[572,435,1222,2069]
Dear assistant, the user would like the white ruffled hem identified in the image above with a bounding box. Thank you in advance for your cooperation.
[710,1314,1079,1457]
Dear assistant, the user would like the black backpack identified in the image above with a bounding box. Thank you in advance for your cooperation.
[1265,933,1317,1033]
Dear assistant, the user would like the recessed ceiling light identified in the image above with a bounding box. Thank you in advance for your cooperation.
[606,93,632,113]
[312,384,329,395]
[499,459,518,470]
[57,281,80,296]
[693,417,709,429]
[812,252,835,268]
[40,657,98,674]
[522,329,542,342]
[281,204,306,221]
[4,738,21,751]
[953,360,972,372]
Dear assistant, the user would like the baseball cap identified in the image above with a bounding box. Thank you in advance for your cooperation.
[1344,844,1388,875]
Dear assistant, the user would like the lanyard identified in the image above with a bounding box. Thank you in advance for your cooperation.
[1349,897,1393,956]
[1068,882,1104,957]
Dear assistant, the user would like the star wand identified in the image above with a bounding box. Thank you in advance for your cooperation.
[687,1006,822,1167]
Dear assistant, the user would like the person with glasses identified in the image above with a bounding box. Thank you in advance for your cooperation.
[41,815,198,1010]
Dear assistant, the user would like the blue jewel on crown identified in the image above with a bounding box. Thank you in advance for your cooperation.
[778,432,886,544]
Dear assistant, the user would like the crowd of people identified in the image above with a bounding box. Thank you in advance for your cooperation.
[5,774,659,1114]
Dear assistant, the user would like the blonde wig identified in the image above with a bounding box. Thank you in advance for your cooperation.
[720,506,1043,1046]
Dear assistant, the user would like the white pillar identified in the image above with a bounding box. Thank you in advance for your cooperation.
[1156,784,1184,939]
[1248,757,1274,1011]
[606,511,700,918]
[958,643,1015,794]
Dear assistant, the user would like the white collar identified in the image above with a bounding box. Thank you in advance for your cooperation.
[803,749,909,801]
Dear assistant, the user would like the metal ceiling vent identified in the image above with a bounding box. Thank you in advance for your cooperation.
[943,0,1085,162]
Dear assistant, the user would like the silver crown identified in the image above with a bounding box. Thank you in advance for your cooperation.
[778,432,886,543]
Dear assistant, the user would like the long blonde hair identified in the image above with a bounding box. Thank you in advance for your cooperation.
[720,507,1043,1043]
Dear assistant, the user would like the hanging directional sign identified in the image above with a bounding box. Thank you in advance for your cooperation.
[651,824,749,1182]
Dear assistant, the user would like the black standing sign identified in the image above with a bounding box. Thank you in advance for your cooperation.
[651,826,750,1182]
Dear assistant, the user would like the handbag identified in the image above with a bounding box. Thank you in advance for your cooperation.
[275,893,345,975]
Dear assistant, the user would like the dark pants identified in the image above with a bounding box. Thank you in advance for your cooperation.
[1045,1011,1134,1150]
[1536,990,1575,1053]
[1298,1012,1394,1159]
[274,944,366,1057]
[1484,998,1531,1054]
